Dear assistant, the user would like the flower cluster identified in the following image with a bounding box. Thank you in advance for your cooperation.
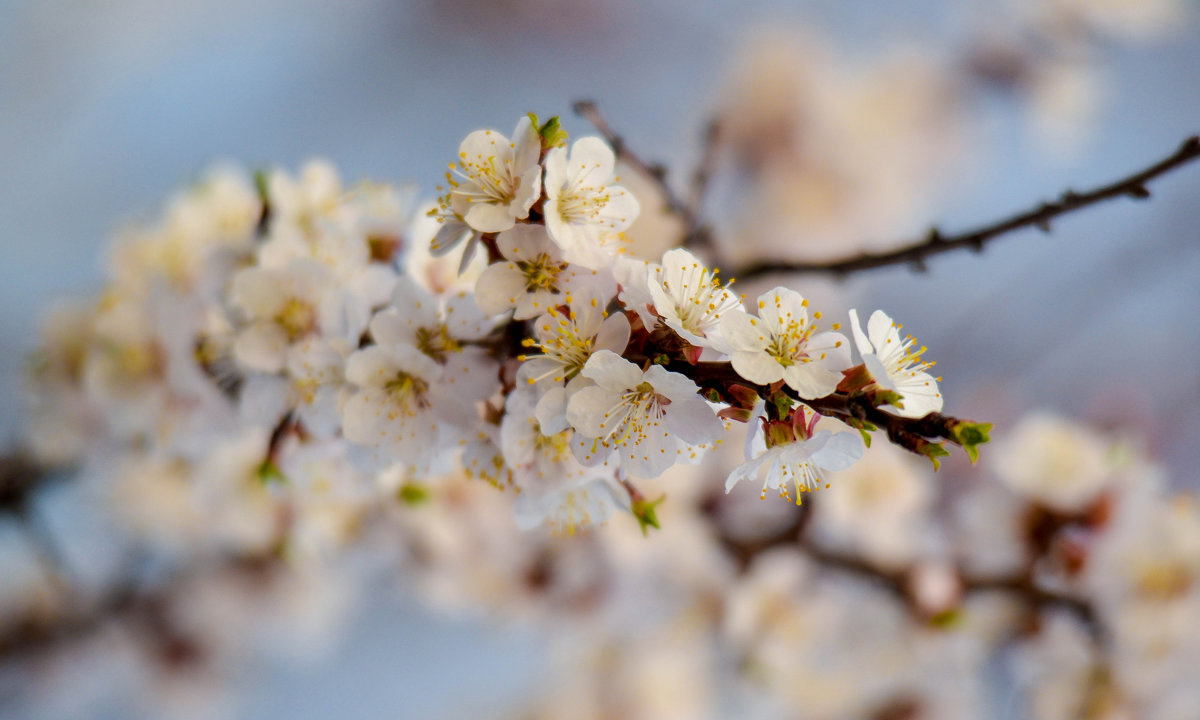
[22,116,989,545]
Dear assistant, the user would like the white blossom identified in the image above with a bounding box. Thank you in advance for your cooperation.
[849,308,943,418]
[543,136,640,267]
[648,248,744,353]
[517,292,629,390]
[438,116,542,237]
[566,350,723,478]
[474,223,615,320]
[722,287,849,397]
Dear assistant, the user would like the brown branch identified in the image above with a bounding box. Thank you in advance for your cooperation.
[736,134,1200,279]
[572,100,712,247]
[714,502,1105,642]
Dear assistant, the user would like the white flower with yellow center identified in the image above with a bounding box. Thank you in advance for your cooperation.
[543,137,640,267]
[848,308,942,418]
[722,287,849,398]
[566,350,724,478]
[367,278,498,426]
[474,224,615,320]
[440,116,542,236]
[340,343,443,467]
[229,259,336,374]
[500,387,615,531]
[726,417,863,503]
[517,292,630,390]
[648,248,744,353]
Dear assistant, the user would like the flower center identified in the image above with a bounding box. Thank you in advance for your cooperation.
[557,185,610,224]
[385,371,430,412]
[276,298,317,341]
[518,253,566,293]
[415,324,461,363]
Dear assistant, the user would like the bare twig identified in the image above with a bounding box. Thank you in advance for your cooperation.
[736,135,1200,279]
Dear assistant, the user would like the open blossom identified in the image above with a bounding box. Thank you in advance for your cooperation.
[517,292,630,390]
[849,308,942,418]
[474,224,615,320]
[647,248,744,353]
[726,427,864,502]
[722,287,848,398]
[340,342,444,467]
[229,259,339,374]
[438,116,542,238]
[566,350,724,478]
[992,412,1113,513]
[500,387,617,532]
[366,278,498,426]
[543,136,640,267]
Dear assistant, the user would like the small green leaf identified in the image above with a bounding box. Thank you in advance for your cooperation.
[254,169,271,204]
[631,494,665,537]
[256,458,285,485]
[929,607,963,629]
[398,482,431,505]
[950,421,993,464]
[537,115,569,149]
[917,441,952,470]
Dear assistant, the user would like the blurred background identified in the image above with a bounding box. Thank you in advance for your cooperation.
[1,1,1197,717]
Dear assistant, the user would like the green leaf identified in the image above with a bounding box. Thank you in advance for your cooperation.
[917,441,952,470]
[631,494,665,537]
[950,421,993,464]
[256,458,285,485]
[398,482,431,505]
[536,115,569,149]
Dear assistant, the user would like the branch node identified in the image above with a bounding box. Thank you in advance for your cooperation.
[571,99,595,116]
[926,227,944,244]
[1183,135,1200,153]
[1128,184,1151,200]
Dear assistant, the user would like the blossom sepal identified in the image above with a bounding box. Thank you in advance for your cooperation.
[948,421,992,464]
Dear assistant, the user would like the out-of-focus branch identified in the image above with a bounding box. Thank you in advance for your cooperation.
[737,135,1200,279]
[572,100,713,247]
[715,503,1105,641]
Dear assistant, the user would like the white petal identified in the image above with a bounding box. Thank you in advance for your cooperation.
[474,262,526,316]
[593,312,631,355]
[757,287,808,334]
[781,364,840,399]
[568,136,616,186]
[667,397,724,445]
[643,365,700,402]
[234,322,289,373]
[721,312,769,353]
[566,385,616,438]
[731,351,784,386]
[580,350,642,392]
[848,308,873,356]
[464,201,516,234]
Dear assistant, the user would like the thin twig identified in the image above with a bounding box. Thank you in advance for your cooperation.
[736,135,1200,279]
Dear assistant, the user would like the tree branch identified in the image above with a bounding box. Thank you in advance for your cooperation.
[736,135,1200,279]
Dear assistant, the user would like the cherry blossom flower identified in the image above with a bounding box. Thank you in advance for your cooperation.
[500,387,617,531]
[722,287,848,398]
[849,308,943,418]
[229,260,338,374]
[340,342,444,467]
[648,248,744,353]
[517,292,630,390]
[439,116,542,236]
[566,350,724,478]
[727,404,863,502]
[543,136,640,267]
[474,224,615,320]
